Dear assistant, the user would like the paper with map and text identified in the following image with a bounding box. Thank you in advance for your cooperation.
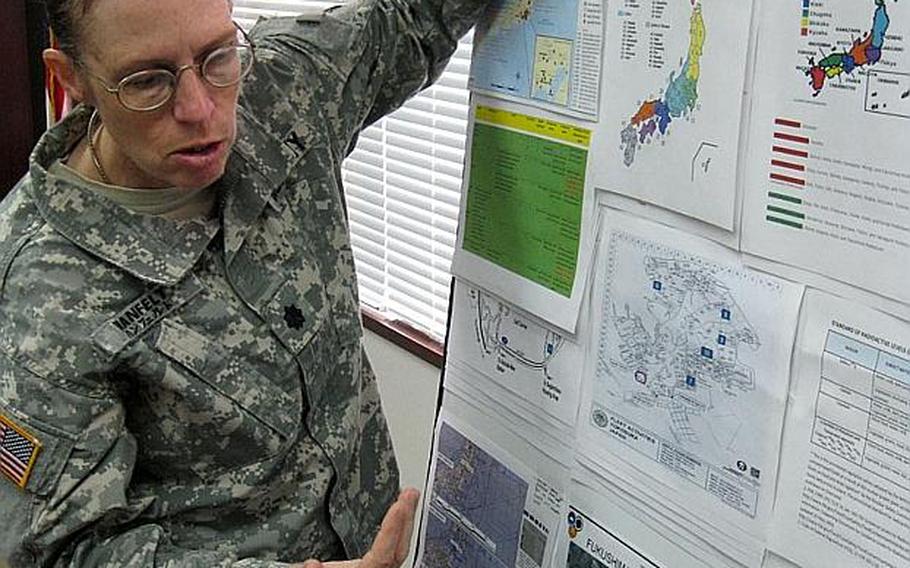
[416,392,569,568]
[589,0,754,229]
[447,280,585,427]
[742,0,910,305]
[769,290,910,568]
[579,209,804,550]
[555,471,736,568]
[471,0,604,118]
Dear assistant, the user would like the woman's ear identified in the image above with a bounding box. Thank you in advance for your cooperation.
[43,48,89,104]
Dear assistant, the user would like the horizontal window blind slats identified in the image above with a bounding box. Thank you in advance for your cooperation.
[348,138,384,159]
[353,273,386,299]
[386,235,451,273]
[384,158,464,191]
[358,124,385,142]
[350,234,387,261]
[385,131,465,158]
[388,289,448,326]
[386,301,437,337]
[425,84,471,106]
[342,170,385,194]
[351,254,386,282]
[387,111,468,137]
[344,148,384,170]
[386,224,447,256]
[384,176,462,209]
[401,97,469,121]
[351,251,387,281]
[346,199,386,228]
[387,233,454,270]
[387,281,436,315]
[358,288,384,310]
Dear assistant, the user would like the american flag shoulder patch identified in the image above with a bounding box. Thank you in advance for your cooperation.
[0,412,42,490]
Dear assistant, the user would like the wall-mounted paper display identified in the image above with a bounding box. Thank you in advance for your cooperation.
[742,0,910,306]
[589,0,755,230]
[470,0,605,119]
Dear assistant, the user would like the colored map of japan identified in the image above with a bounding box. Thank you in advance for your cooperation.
[806,0,893,96]
[620,2,705,167]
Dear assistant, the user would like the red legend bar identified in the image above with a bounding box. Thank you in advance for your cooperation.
[773,145,809,158]
[774,118,802,128]
[774,132,810,144]
[770,172,806,186]
[771,159,806,172]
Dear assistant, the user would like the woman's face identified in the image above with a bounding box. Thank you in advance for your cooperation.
[76,0,241,190]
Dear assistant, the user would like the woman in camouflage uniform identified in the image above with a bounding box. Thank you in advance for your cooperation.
[0,0,487,565]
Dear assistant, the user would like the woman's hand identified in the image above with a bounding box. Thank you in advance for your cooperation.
[295,488,420,568]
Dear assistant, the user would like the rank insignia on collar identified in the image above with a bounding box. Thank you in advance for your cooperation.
[0,413,42,490]
[284,304,306,330]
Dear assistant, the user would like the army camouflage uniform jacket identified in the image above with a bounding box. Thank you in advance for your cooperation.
[0,0,487,565]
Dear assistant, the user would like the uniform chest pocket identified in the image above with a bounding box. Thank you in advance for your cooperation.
[141,318,301,479]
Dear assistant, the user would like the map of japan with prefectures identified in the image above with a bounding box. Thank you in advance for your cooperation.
[621,1,705,167]
[806,0,895,96]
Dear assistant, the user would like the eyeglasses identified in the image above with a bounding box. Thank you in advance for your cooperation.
[82,22,255,112]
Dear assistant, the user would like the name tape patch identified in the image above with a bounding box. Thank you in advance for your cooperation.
[92,277,203,356]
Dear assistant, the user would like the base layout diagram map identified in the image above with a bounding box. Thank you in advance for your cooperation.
[583,213,802,523]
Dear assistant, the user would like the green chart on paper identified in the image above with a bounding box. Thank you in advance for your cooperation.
[462,106,591,297]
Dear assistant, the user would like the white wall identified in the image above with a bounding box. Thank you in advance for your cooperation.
[363,329,442,566]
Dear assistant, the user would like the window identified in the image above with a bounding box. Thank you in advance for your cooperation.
[233,1,472,346]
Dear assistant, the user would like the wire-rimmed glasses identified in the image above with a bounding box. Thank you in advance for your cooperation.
[83,22,255,112]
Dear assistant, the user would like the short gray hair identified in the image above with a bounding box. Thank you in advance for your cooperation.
[46,0,96,60]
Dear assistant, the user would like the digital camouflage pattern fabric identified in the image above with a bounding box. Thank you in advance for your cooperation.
[0,0,488,565]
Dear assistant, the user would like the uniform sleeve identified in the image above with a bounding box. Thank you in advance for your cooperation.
[242,0,491,158]
[0,354,294,567]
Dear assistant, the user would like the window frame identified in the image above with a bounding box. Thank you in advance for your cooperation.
[362,307,444,368]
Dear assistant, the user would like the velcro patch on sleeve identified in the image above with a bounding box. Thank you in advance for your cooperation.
[0,413,42,490]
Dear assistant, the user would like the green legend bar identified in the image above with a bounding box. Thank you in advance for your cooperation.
[766,215,803,229]
[768,191,802,205]
[767,205,805,220]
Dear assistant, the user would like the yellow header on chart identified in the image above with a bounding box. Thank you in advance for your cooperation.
[475,105,592,147]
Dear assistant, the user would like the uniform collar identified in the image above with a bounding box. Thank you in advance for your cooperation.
[28,105,296,285]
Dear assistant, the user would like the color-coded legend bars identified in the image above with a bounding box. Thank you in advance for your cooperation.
[801,0,810,36]
[767,117,809,229]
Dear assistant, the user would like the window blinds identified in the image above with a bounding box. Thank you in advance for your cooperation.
[233,0,471,341]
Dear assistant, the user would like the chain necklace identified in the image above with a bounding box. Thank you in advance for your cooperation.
[87,109,112,185]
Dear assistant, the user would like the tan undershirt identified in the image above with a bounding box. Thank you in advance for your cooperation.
[49,159,217,221]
